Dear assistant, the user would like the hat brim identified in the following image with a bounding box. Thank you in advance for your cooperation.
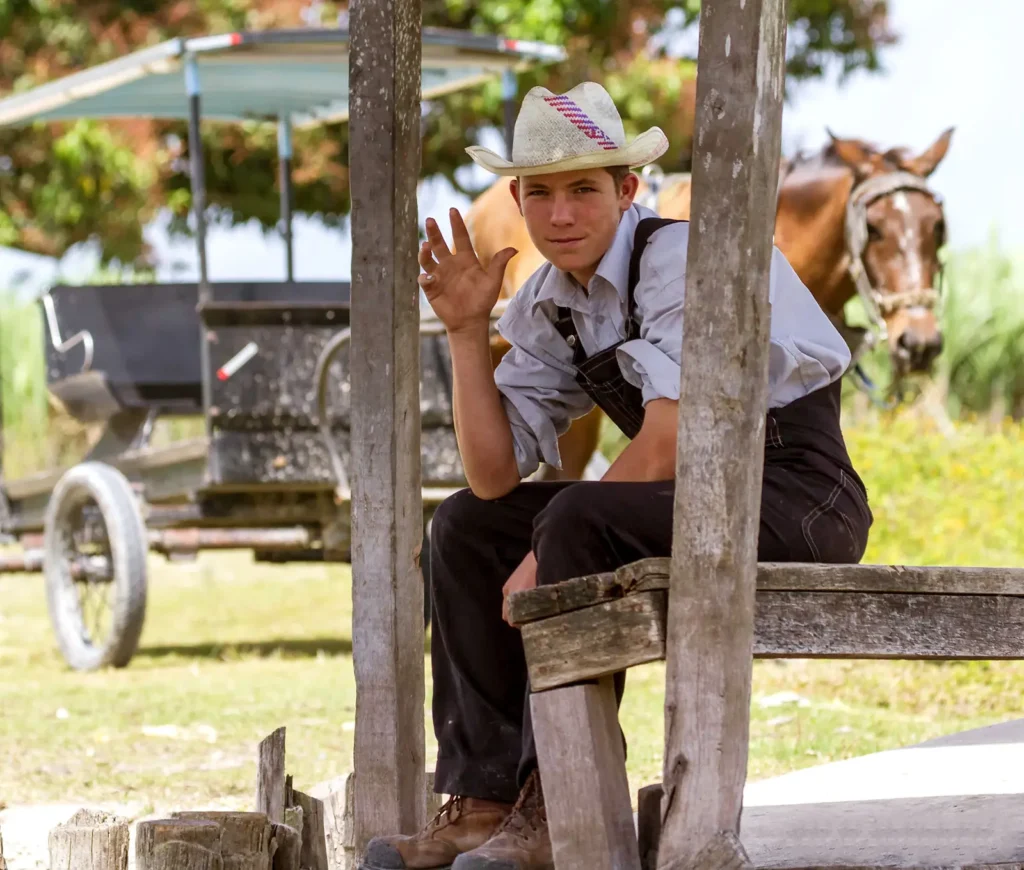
[465,127,669,177]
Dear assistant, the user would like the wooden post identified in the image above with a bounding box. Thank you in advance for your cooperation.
[531,678,640,870]
[348,0,426,856]
[0,822,5,870]
[256,726,287,823]
[292,789,330,870]
[47,809,130,870]
[135,819,222,870]
[658,0,787,866]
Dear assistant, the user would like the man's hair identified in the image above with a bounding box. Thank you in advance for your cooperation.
[605,165,632,189]
[517,165,633,189]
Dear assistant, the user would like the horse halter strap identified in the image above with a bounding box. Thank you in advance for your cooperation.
[844,171,944,344]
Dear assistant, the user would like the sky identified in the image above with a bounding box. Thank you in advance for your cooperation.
[1,0,1020,294]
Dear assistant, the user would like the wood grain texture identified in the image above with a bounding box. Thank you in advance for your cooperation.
[510,561,1024,626]
[270,822,301,870]
[523,590,1024,689]
[256,727,287,824]
[531,678,641,870]
[348,0,426,855]
[48,809,129,870]
[521,592,667,691]
[660,2,786,859]
[170,812,272,870]
[135,819,223,870]
[293,790,329,870]
[755,591,1024,659]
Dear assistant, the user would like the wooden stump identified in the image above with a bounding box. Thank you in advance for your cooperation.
[256,727,287,824]
[136,819,223,870]
[48,809,130,870]
[291,791,329,870]
[171,812,273,870]
[310,771,444,869]
[270,822,302,870]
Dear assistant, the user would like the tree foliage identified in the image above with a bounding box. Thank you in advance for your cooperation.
[0,0,895,266]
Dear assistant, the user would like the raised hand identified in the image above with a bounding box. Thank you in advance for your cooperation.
[418,208,517,335]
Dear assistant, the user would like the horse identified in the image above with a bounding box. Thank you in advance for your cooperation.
[467,128,954,480]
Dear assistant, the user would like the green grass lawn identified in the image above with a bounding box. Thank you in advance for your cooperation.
[3,552,1024,813]
[2,411,1024,812]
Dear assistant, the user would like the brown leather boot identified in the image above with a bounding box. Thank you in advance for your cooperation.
[360,795,514,870]
[451,770,553,870]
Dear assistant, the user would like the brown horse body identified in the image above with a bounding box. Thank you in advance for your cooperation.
[468,129,954,480]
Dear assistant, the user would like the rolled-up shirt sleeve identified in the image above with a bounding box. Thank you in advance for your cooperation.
[493,290,594,479]
[615,224,852,409]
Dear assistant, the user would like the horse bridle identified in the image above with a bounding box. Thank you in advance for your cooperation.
[843,170,946,362]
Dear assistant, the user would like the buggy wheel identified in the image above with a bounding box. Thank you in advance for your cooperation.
[43,462,148,671]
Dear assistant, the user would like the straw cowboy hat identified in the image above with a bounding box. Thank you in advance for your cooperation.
[466,81,669,177]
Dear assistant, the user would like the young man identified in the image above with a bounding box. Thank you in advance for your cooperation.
[361,82,872,870]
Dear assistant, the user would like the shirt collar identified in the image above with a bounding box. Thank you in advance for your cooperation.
[531,204,644,312]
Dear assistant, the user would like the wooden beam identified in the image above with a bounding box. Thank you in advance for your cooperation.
[659,0,789,860]
[348,0,426,856]
[522,590,1024,690]
[508,562,1024,625]
[531,678,641,870]
[522,592,667,691]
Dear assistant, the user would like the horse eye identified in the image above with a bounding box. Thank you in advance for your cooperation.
[866,223,883,242]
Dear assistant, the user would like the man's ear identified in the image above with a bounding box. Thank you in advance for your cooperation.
[510,178,523,215]
[620,171,640,210]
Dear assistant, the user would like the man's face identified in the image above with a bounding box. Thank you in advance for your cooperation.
[511,169,639,278]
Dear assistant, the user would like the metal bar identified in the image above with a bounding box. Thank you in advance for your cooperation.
[278,115,295,282]
[149,526,314,554]
[185,55,210,296]
[502,68,517,159]
[0,549,43,573]
[185,53,216,440]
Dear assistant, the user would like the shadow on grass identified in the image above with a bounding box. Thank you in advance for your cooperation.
[137,637,354,660]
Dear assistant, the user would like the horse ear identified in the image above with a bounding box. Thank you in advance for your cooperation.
[827,130,876,178]
[903,127,955,177]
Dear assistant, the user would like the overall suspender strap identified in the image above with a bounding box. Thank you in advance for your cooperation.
[626,217,686,340]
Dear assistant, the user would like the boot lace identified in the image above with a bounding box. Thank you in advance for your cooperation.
[427,794,465,832]
[495,770,545,838]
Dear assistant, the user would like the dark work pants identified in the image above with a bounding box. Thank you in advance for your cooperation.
[430,474,870,803]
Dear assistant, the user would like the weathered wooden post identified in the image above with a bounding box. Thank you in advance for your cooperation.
[348,0,426,857]
[47,809,130,870]
[658,0,787,867]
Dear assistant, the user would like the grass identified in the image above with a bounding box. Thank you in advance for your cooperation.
[4,553,1024,813]
[3,405,1024,812]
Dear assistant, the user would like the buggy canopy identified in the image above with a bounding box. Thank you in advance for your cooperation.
[0,27,566,128]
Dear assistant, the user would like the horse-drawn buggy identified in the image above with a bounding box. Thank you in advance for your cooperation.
[0,27,564,670]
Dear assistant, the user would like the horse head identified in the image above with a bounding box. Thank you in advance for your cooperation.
[826,128,954,379]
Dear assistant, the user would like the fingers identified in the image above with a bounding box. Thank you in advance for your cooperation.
[449,208,476,259]
[424,217,452,260]
[418,240,437,273]
[487,246,518,282]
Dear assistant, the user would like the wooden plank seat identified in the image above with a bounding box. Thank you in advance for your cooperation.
[508,557,1024,869]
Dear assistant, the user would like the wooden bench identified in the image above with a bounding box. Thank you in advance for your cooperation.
[508,557,1024,870]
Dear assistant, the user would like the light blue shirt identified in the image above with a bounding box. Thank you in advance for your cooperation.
[494,203,852,478]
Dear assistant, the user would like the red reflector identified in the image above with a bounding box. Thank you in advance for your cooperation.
[230,33,243,46]
[503,39,518,51]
